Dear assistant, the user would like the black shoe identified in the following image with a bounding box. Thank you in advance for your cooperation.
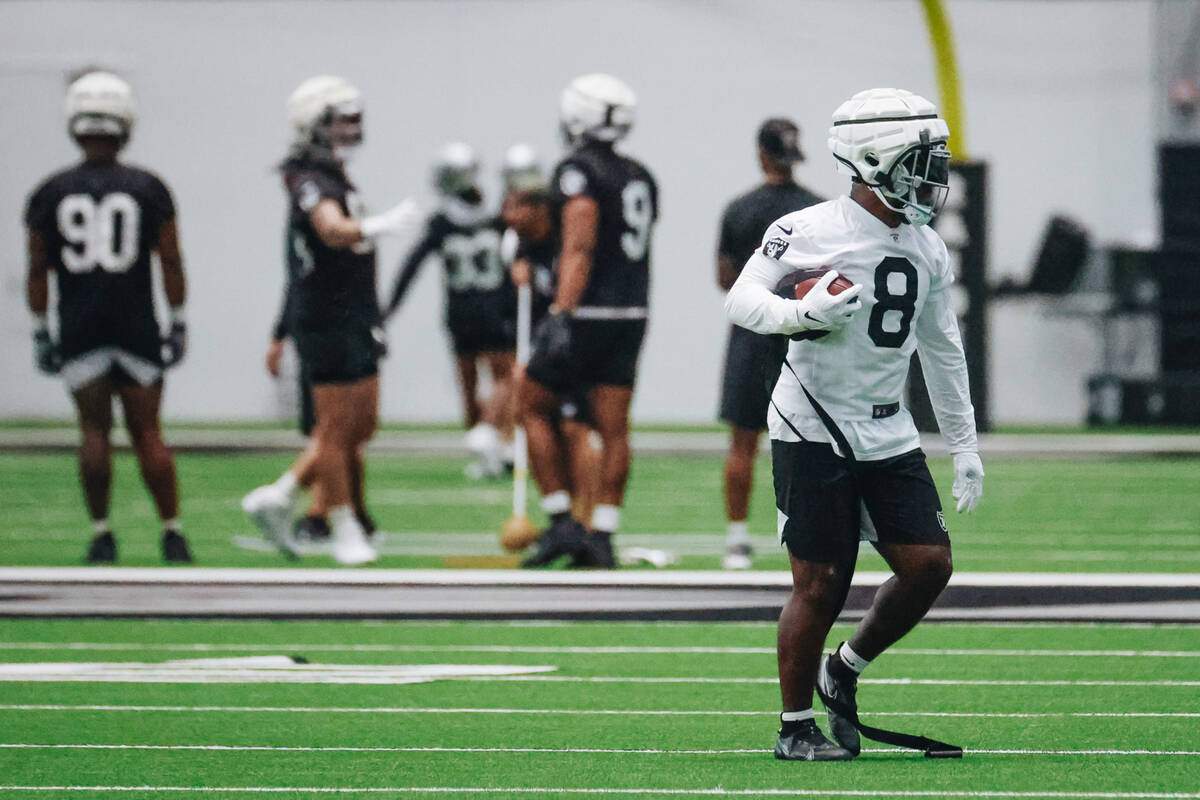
[774,718,856,761]
[85,531,117,564]
[569,530,616,569]
[162,530,193,563]
[294,514,332,542]
[355,510,376,537]
[521,516,586,568]
[817,646,861,756]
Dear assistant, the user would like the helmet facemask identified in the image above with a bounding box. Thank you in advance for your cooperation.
[314,101,363,164]
[875,134,950,226]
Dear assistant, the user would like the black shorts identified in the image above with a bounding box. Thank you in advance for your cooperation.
[772,441,950,564]
[447,298,516,356]
[526,317,646,395]
[719,324,786,431]
[294,325,380,385]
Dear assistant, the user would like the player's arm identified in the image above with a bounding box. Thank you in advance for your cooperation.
[25,227,61,374]
[725,246,860,336]
[914,278,984,512]
[310,197,418,250]
[155,218,190,367]
[552,195,598,312]
[715,207,741,291]
[384,227,438,319]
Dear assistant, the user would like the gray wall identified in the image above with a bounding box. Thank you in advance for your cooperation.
[0,0,1158,423]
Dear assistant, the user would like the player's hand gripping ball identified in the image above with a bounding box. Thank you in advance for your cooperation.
[774,267,857,340]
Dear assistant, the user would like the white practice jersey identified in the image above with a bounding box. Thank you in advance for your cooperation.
[724,194,977,461]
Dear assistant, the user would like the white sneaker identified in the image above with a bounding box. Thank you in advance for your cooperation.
[722,543,753,570]
[242,485,297,559]
[333,519,378,566]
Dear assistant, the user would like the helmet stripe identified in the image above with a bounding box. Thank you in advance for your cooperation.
[832,113,939,127]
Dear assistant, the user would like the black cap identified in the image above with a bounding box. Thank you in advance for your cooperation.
[757,117,803,163]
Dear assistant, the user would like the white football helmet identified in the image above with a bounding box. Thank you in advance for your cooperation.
[287,75,363,158]
[501,143,543,192]
[434,141,480,196]
[65,71,135,142]
[559,73,635,145]
[827,88,951,226]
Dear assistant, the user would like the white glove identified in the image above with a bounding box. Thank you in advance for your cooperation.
[791,270,863,333]
[361,198,420,239]
[952,451,985,513]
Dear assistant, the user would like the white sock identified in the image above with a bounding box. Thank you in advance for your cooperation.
[838,642,871,674]
[163,518,181,533]
[591,504,621,533]
[780,709,815,723]
[726,520,749,546]
[272,471,299,499]
[540,491,571,516]
[93,519,110,535]
[329,505,359,533]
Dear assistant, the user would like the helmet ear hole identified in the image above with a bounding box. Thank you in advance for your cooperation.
[864,152,880,167]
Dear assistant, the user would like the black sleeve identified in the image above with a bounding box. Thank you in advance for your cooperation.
[717,201,741,260]
[23,181,53,234]
[286,169,343,215]
[272,279,294,341]
[142,172,177,244]
[385,220,441,315]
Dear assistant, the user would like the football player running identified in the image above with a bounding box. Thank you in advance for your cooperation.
[519,74,658,569]
[25,72,192,564]
[716,118,824,570]
[499,146,600,527]
[725,88,984,760]
[386,143,517,480]
[243,75,417,565]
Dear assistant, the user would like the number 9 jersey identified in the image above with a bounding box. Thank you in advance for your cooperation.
[24,162,175,364]
[550,141,658,314]
[727,195,977,462]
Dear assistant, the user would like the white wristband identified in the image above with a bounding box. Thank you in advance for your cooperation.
[360,215,385,239]
[169,305,186,326]
[32,313,49,334]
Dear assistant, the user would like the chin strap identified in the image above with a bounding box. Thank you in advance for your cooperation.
[817,683,963,759]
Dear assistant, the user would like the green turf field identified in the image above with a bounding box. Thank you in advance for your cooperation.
[0,618,1195,797]
[1,450,1198,572]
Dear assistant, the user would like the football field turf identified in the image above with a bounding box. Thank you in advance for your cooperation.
[1,449,1198,572]
[0,618,1196,797]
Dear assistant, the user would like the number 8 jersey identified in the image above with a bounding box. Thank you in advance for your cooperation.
[24,161,175,362]
[726,195,977,462]
[550,141,658,314]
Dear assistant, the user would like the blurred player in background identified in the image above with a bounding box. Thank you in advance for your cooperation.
[242,75,417,565]
[520,73,658,569]
[716,118,823,570]
[24,71,192,564]
[725,88,984,760]
[499,144,599,526]
[386,143,516,480]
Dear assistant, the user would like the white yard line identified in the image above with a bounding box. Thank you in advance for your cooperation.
[1,704,1196,719]
[1,642,1196,657]
[0,788,1197,798]
[1,743,1197,757]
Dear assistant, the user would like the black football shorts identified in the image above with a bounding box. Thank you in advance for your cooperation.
[294,324,379,386]
[446,297,516,357]
[526,317,646,395]
[719,324,786,431]
[771,441,950,564]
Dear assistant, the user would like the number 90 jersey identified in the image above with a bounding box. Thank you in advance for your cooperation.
[728,195,976,461]
[24,162,175,361]
[550,141,658,311]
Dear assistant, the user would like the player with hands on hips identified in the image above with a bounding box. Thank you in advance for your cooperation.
[725,88,983,762]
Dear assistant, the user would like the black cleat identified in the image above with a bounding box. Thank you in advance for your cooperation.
[569,530,616,569]
[521,516,586,568]
[85,531,117,564]
[774,718,856,761]
[294,514,332,542]
[817,646,861,756]
[162,530,193,563]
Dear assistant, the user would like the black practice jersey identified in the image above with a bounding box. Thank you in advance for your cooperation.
[717,181,823,268]
[516,234,559,325]
[24,160,175,358]
[550,141,658,309]
[283,157,379,334]
[387,199,513,319]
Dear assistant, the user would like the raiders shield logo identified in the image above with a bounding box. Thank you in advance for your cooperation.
[936,511,947,532]
[763,237,789,259]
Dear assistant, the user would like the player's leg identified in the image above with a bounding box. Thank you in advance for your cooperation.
[561,417,599,524]
[310,376,378,565]
[115,376,190,562]
[722,426,762,568]
[772,439,858,761]
[454,353,483,431]
[482,348,517,464]
[70,374,117,562]
[348,376,379,538]
[517,373,585,567]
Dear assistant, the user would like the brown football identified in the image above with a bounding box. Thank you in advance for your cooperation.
[773,267,853,341]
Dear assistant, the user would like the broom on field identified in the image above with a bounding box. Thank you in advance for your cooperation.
[500,282,539,551]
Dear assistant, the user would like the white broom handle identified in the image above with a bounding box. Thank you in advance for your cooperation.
[512,283,532,516]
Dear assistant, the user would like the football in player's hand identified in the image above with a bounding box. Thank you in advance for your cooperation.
[774,267,854,341]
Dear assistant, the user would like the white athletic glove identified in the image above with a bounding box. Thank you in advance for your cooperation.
[360,199,420,239]
[791,270,863,333]
[952,451,985,513]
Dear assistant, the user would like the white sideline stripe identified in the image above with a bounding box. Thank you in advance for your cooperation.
[1,790,1198,799]
[2,704,1198,719]
[2,744,1198,757]
[463,676,1200,687]
[2,566,1198,589]
[3,642,1199,657]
